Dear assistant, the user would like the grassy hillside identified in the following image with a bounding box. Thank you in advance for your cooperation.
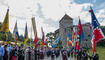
[88,46,105,60]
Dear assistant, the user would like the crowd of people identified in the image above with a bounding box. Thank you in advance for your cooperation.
[0,43,99,60]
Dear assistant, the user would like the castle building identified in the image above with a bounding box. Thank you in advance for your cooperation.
[55,14,91,48]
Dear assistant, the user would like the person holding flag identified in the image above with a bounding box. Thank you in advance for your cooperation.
[75,18,82,51]
[76,17,85,60]
[89,7,105,60]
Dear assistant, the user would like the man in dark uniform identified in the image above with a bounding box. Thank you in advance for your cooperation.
[47,49,51,57]
[89,52,99,60]
[77,49,82,60]
[28,47,31,60]
[51,49,55,60]
[3,45,8,60]
[34,48,38,60]
[37,49,40,60]
[18,45,24,60]
[81,49,88,60]
[56,49,60,58]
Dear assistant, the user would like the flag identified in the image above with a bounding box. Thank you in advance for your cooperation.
[41,27,45,48]
[67,33,72,46]
[54,36,60,44]
[24,23,29,44]
[13,21,19,44]
[32,17,38,48]
[67,33,72,42]
[52,44,57,48]
[76,18,83,51]
[0,9,9,32]
[44,38,48,47]
[89,7,105,53]
[35,43,38,48]
[80,30,85,42]
[72,28,76,46]
[51,36,60,48]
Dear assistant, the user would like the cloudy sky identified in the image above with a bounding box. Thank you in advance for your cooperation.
[0,0,105,38]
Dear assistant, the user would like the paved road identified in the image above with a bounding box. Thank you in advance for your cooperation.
[44,55,76,60]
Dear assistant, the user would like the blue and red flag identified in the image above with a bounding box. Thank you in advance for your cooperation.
[44,38,48,47]
[13,21,19,45]
[89,7,105,53]
[76,18,85,51]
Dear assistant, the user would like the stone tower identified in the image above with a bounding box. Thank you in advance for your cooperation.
[59,14,73,48]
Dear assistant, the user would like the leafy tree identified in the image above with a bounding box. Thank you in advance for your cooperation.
[46,32,55,45]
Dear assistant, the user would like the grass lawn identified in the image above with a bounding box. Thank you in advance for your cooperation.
[88,46,105,60]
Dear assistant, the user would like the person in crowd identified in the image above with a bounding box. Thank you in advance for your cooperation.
[3,45,8,60]
[24,47,29,60]
[18,44,24,60]
[51,49,56,60]
[8,44,15,60]
[67,49,70,58]
[28,47,31,60]
[0,43,5,60]
[34,48,38,60]
[81,49,88,60]
[11,46,17,60]
[77,49,82,60]
[40,48,44,59]
[47,49,51,57]
[56,49,60,58]
[30,47,34,60]
[89,52,99,60]
[62,50,68,60]
[37,49,40,60]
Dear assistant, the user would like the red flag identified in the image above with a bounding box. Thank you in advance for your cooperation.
[77,19,82,36]
[75,41,80,51]
[35,43,38,48]
[34,33,38,44]
[34,33,38,48]
[76,19,82,51]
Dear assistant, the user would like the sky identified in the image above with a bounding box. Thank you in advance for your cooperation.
[0,0,105,39]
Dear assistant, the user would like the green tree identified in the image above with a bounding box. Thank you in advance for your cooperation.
[46,32,55,45]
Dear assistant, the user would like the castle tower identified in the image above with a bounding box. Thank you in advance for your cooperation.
[59,14,73,48]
